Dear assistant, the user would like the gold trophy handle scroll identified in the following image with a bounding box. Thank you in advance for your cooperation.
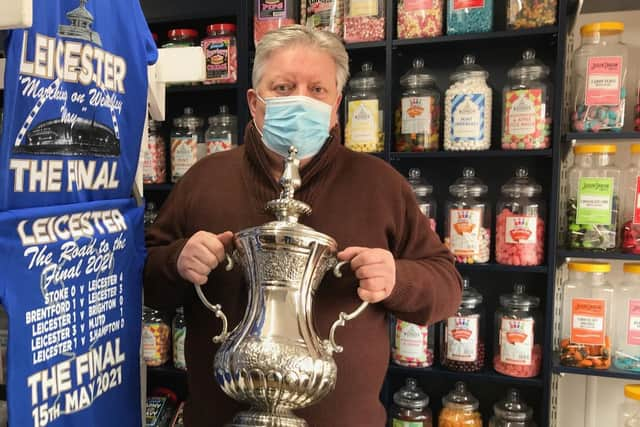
[324,260,369,354]
[193,253,235,344]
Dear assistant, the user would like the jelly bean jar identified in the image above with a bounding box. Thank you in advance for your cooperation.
[438,382,482,427]
[407,168,437,232]
[446,0,493,35]
[441,278,485,373]
[496,167,545,266]
[142,307,171,367]
[391,316,435,368]
[622,144,640,254]
[345,62,384,153]
[559,262,613,370]
[566,144,621,251]
[344,0,385,43]
[507,0,557,30]
[397,0,444,39]
[444,55,492,151]
[489,389,536,427]
[445,168,491,264]
[494,283,542,378]
[396,58,441,152]
[571,22,629,132]
[502,49,552,150]
[390,378,432,427]
[614,264,640,372]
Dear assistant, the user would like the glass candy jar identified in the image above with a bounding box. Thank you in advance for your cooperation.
[143,119,166,185]
[345,62,384,153]
[344,0,385,43]
[143,307,171,367]
[438,382,482,427]
[202,23,237,85]
[390,378,433,427]
[502,49,552,150]
[622,145,640,254]
[407,168,437,232]
[614,264,640,372]
[395,58,441,152]
[204,105,237,157]
[441,278,485,372]
[397,0,444,39]
[489,389,536,427]
[163,29,198,48]
[494,283,542,378]
[559,262,613,370]
[444,55,492,151]
[571,22,628,132]
[254,0,298,46]
[566,144,621,251]
[391,317,435,368]
[171,107,204,182]
[496,167,545,266]
[445,168,491,264]
[446,0,493,35]
[507,0,557,29]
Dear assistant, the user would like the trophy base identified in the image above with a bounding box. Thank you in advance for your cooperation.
[227,409,307,427]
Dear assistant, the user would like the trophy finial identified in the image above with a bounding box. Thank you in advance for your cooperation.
[265,146,311,222]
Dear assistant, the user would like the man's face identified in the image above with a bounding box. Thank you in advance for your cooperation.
[248,45,342,131]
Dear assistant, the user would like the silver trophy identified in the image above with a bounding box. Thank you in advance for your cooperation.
[195,147,368,427]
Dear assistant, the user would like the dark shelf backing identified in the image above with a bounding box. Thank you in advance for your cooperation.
[558,249,640,261]
[566,132,640,141]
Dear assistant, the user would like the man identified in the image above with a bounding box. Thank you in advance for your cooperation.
[144,25,462,427]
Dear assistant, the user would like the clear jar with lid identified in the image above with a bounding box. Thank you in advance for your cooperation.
[507,0,557,30]
[559,262,613,369]
[395,58,441,153]
[441,278,485,372]
[203,105,238,158]
[302,0,343,38]
[345,62,384,153]
[489,389,536,427]
[496,167,545,266]
[254,0,298,46]
[162,29,199,48]
[143,119,166,184]
[202,23,237,85]
[444,168,491,264]
[444,55,492,151]
[173,307,187,370]
[614,264,640,372]
[620,385,640,426]
[571,22,628,132]
[407,168,436,232]
[494,283,542,378]
[142,307,171,367]
[502,49,552,150]
[391,316,434,368]
[343,0,385,43]
[566,144,621,251]
[390,378,432,427]
[397,0,443,39]
[438,382,482,427]
[446,0,493,35]
[171,107,204,182]
[622,145,640,254]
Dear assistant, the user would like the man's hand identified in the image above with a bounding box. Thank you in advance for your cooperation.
[337,247,396,303]
[177,231,234,285]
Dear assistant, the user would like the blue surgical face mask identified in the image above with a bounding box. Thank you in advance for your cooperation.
[255,93,332,159]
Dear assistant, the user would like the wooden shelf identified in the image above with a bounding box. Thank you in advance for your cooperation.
[388,364,543,387]
[344,41,386,50]
[392,27,558,47]
[456,263,548,274]
[558,249,640,261]
[166,83,238,94]
[566,132,640,141]
[553,356,640,381]
[144,183,174,192]
[390,149,552,160]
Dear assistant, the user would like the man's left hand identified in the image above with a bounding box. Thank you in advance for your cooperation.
[337,247,396,303]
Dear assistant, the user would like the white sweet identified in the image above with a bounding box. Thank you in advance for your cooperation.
[444,77,492,151]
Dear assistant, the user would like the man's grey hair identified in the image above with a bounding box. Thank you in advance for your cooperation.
[252,25,350,93]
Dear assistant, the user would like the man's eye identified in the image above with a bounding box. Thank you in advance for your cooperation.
[275,85,290,92]
[313,87,325,94]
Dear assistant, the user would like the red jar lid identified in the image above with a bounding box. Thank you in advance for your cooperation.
[152,32,158,42]
[167,29,199,40]
[207,23,236,35]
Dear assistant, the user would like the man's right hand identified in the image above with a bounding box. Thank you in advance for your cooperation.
[177,231,234,285]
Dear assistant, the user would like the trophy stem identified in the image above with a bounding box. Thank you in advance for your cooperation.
[227,408,308,427]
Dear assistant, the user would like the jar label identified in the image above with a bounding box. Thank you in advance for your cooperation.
[571,298,606,346]
[393,421,425,427]
[307,0,339,27]
[171,137,199,181]
[204,37,230,80]
[505,89,542,137]
[173,326,187,369]
[403,0,435,11]
[258,0,287,20]
[393,320,429,362]
[576,177,614,225]
[401,96,432,135]
[206,135,233,155]
[500,317,534,365]
[143,135,165,184]
[449,208,482,256]
[346,100,379,151]
[142,327,156,359]
[627,299,640,346]
[505,216,538,244]
[446,315,478,362]
[585,56,623,106]
[349,0,378,16]
[450,94,485,142]
[633,175,640,225]
[453,0,485,10]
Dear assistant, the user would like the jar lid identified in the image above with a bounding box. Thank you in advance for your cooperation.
[460,277,483,307]
[507,49,549,80]
[407,168,433,196]
[624,263,640,274]
[174,107,203,128]
[500,283,539,309]
[152,33,158,42]
[349,62,383,90]
[501,167,542,198]
[492,389,534,422]
[400,58,437,88]
[442,382,479,410]
[580,21,624,36]
[568,262,611,273]
[625,385,640,401]
[574,144,616,154]
[450,54,488,82]
[393,378,430,410]
[216,105,236,126]
[449,168,488,197]
[207,23,236,34]
[168,29,199,40]
[631,144,640,154]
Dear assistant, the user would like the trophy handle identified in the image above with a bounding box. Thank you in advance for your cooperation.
[324,260,369,354]
[193,253,235,344]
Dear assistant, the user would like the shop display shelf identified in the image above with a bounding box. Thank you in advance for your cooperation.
[456,263,548,274]
[166,83,238,94]
[565,132,640,142]
[144,183,174,192]
[387,364,544,387]
[147,364,186,378]
[557,249,640,261]
[390,149,552,160]
[552,356,640,381]
[344,41,386,50]
[392,27,559,48]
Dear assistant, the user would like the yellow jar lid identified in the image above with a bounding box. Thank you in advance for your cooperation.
[624,263,640,274]
[581,21,624,36]
[574,144,617,154]
[631,144,640,154]
[568,262,611,273]
[625,385,640,401]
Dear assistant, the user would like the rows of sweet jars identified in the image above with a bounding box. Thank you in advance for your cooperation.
[142,307,187,371]
[345,62,385,153]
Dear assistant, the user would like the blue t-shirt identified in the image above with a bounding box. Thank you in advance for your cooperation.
[0,0,158,210]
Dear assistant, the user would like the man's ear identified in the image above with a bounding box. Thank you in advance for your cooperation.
[247,89,258,119]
